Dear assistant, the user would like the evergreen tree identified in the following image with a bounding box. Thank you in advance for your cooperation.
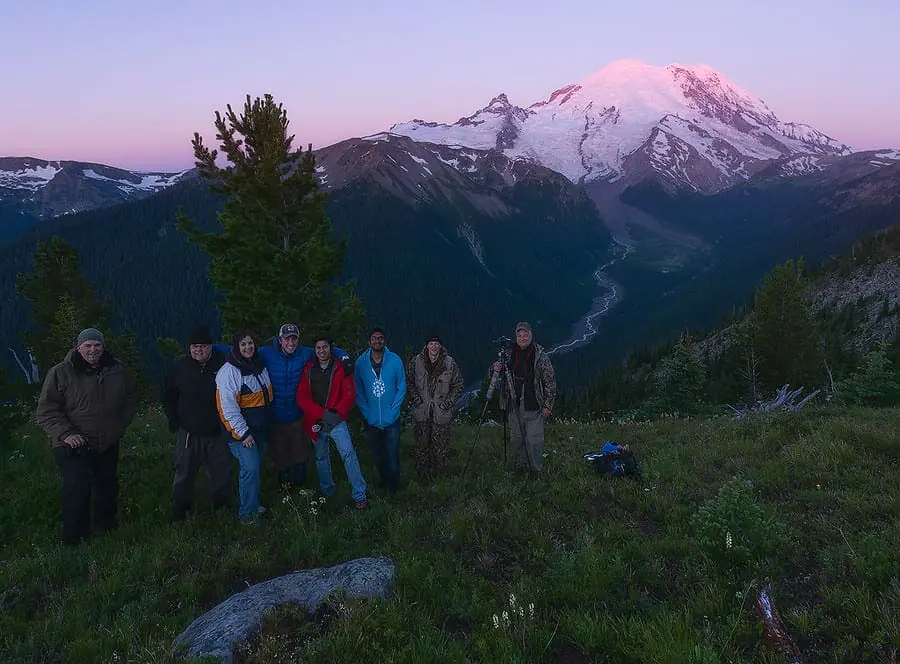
[15,236,116,374]
[15,236,151,399]
[650,332,707,414]
[839,341,900,406]
[176,93,365,348]
[750,259,822,391]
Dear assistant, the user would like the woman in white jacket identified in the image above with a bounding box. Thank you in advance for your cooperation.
[216,330,274,524]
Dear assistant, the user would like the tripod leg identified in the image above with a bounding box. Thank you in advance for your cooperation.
[502,408,508,466]
[462,399,490,478]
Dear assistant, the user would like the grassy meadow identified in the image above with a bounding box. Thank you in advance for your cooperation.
[1,405,898,663]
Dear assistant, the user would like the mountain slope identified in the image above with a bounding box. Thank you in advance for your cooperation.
[0,137,614,384]
[389,59,852,194]
[0,157,192,242]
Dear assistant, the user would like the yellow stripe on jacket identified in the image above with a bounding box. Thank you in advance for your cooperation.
[214,363,273,440]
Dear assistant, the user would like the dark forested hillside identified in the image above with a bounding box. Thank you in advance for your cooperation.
[0,168,611,385]
[549,166,900,388]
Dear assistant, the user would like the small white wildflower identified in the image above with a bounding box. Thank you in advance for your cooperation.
[528,602,535,619]
[319,497,326,504]
[281,495,289,504]
[501,610,510,627]
[508,593,516,608]
[492,614,500,629]
[725,531,733,549]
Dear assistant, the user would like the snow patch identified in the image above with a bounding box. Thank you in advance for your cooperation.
[0,163,61,190]
[457,223,492,275]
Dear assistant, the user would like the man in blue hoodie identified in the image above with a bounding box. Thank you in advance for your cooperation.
[354,326,406,494]
[259,323,349,488]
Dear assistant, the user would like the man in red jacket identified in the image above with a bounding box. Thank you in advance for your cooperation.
[296,335,368,509]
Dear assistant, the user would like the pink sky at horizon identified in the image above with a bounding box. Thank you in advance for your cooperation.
[2,1,898,172]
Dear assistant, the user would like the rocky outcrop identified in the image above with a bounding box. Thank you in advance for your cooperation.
[173,556,396,664]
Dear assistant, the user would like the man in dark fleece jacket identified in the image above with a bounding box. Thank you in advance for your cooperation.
[162,326,232,521]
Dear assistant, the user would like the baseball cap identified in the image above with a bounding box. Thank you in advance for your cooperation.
[279,323,300,338]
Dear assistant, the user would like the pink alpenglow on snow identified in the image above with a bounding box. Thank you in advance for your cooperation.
[0,1,898,170]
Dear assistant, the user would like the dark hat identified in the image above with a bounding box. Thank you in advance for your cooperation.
[76,328,104,346]
[188,325,213,345]
[426,331,442,344]
[279,322,300,338]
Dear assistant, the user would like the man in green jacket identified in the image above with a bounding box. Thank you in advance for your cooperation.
[36,328,136,545]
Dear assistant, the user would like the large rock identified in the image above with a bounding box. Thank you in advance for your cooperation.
[173,556,396,663]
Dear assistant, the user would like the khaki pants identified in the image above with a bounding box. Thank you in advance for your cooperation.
[508,403,544,472]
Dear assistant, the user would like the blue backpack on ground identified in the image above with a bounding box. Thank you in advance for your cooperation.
[584,441,642,478]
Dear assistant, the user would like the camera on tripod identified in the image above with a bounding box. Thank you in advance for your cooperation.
[462,334,514,477]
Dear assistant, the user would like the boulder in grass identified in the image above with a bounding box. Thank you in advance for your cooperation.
[173,556,396,663]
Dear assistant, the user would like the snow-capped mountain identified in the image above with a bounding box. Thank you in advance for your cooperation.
[0,157,192,221]
[312,132,584,213]
[388,59,853,193]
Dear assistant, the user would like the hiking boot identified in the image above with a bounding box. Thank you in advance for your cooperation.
[354,498,368,510]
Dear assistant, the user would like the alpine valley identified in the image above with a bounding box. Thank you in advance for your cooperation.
[1,60,899,388]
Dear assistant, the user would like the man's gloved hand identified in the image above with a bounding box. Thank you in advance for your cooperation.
[341,357,354,375]
[322,408,341,429]
[438,400,453,411]
[409,395,423,408]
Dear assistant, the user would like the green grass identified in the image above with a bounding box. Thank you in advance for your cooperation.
[1,406,898,663]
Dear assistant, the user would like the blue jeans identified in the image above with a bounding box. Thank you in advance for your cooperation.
[227,427,268,520]
[368,420,401,493]
[314,422,367,501]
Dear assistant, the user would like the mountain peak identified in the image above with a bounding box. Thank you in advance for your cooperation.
[486,93,511,109]
[389,59,854,192]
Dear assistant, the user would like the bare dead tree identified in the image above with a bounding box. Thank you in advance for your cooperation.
[728,384,820,419]
[739,343,761,405]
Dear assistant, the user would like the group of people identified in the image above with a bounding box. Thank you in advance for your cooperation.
[35,321,556,544]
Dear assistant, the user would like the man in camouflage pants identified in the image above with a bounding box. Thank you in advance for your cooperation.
[406,332,464,477]
[492,322,557,474]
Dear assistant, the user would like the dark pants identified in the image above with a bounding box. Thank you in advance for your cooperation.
[269,419,309,487]
[509,403,544,472]
[367,420,401,493]
[172,429,233,521]
[52,443,120,545]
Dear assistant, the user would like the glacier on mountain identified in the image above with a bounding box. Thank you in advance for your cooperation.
[388,59,852,192]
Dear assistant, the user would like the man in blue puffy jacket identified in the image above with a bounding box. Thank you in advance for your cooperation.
[354,326,406,494]
[259,323,348,488]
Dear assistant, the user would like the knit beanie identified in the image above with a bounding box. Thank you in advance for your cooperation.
[76,328,104,346]
[188,325,213,345]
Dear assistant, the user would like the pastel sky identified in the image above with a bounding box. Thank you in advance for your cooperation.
[2,0,898,171]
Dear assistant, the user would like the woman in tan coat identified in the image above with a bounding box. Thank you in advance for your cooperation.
[406,332,464,477]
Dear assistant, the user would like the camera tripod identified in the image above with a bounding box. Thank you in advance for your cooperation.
[462,340,538,478]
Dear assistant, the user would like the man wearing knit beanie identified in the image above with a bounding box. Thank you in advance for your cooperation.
[162,325,232,521]
[36,327,136,545]
[490,321,557,475]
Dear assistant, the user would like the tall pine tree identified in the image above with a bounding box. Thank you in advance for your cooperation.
[751,258,822,391]
[15,236,151,400]
[177,94,365,348]
[16,236,115,373]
